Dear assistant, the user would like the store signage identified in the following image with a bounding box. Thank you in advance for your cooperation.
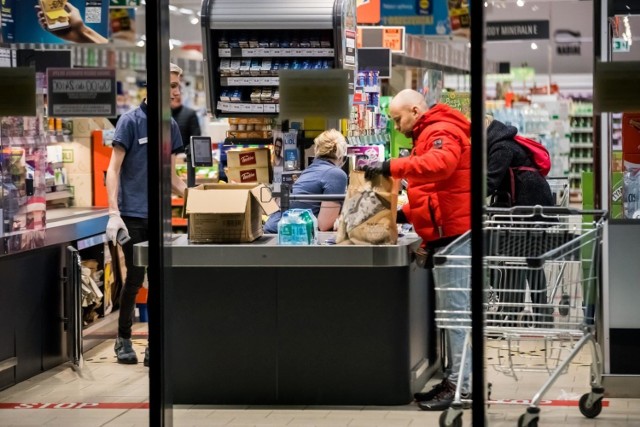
[380,0,450,36]
[613,38,631,53]
[555,29,581,55]
[110,0,140,6]
[357,0,380,24]
[486,20,550,41]
[357,26,405,53]
[1,0,109,44]
[47,68,116,118]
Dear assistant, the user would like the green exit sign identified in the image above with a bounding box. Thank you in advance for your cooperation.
[110,0,141,6]
[613,38,630,53]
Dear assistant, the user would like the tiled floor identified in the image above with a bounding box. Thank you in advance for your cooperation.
[1,322,640,426]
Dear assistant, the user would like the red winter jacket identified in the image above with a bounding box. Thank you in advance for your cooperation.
[390,104,472,245]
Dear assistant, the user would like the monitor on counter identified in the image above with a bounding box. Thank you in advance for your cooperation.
[191,136,213,167]
[357,48,392,79]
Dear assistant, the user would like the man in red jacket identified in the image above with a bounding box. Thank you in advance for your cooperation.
[365,89,472,411]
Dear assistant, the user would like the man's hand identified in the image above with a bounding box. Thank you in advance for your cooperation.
[106,212,129,246]
[362,161,391,180]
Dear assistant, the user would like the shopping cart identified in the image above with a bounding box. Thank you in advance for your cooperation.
[546,177,570,207]
[433,206,606,427]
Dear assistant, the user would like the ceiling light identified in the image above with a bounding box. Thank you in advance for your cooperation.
[484,1,488,6]
[531,5,538,11]
[169,41,174,50]
[179,8,194,15]
[531,42,538,50]
[168,5,178,12]
[136,40,145,47]
[190,17,199,25]
[516,0,525,7]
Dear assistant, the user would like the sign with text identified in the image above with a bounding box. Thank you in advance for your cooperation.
[357,26,405,53]
[613,38,630,53]
[380,0,450,36]
[486,20,550,41]
[47,68,116,117]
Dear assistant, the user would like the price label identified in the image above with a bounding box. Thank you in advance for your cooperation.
[264,104,277,113]
[218,48,231,57]
[272,49,282,56]
[244,49,257,57]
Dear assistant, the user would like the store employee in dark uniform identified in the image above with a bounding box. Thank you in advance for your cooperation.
[170,63,202,186]
[106,63,187,365]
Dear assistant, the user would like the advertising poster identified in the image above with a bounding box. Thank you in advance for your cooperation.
[447,0,470,38]
[356,0,380,25]
[109,7,136,43]
[47,68,116,117]
[380,0,450,36]
[1,0,109,44]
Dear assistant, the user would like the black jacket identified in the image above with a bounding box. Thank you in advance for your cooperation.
[486,120,554,207]
[171,105,201,152]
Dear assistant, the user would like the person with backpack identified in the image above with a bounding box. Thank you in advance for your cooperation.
[486,115,555,327]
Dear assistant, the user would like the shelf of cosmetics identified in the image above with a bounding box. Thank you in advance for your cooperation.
[349,70,385,140]
[1,117,75,145]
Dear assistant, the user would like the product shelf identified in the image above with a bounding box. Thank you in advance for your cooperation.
[571,143,594,149]
[45,190,73,201]
[217,102,279,114]
[220,77,279,86]
[218,48,335,58]
[570,127,594,133]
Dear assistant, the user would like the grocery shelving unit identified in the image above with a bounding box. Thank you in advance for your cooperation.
[568,102,594,202]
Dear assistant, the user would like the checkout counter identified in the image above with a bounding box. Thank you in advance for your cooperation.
[0,208,108,390]
[134,232,437,405]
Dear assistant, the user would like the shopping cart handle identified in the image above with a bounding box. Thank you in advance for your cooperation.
[485,205,608,219]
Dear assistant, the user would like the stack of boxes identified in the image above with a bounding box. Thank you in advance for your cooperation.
[225,147,272,184]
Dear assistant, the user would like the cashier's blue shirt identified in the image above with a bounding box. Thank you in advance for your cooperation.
[264,158,347,233]
[113,101,183,219]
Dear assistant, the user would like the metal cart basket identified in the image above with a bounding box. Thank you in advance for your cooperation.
[433,206,606,427]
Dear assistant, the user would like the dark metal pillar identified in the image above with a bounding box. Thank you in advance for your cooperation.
[146,0,173,425]
[470,0,486,424]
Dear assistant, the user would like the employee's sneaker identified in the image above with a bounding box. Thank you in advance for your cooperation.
[414,378,452,402]
[143,347,149,367]
[114,337,138,364]
[418,380,471,411]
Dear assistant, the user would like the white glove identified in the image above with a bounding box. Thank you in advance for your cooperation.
[106,212,129,245]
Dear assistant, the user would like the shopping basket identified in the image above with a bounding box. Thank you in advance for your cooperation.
[432,206,606,427]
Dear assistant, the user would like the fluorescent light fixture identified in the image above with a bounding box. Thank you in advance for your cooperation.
[516,0,525,6]
[531,42,538,50]
[179,8,193,15]
[168,5,178,11]
[190,17,199,25]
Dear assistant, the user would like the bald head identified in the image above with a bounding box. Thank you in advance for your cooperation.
[389,89,430,138]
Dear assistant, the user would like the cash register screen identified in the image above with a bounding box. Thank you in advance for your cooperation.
[191,136,213,167]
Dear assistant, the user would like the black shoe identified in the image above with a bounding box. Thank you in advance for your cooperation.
[418,381,471,412]
[414,378,452,402]
[143,347,149,367]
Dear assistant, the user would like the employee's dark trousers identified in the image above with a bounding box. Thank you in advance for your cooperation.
[118,217,149,339]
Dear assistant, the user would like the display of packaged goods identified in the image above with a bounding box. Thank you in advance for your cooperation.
[277,208,318,245]
[226,130,273,139]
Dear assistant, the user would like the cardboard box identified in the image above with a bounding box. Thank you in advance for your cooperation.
[226,166,271,184]
[226,147,271,168]
[185,183,279,243]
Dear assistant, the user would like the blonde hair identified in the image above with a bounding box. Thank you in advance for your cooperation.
[170,62,183,76]
[314,129,347,160]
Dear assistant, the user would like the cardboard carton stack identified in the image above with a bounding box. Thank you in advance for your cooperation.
[225,147,272,184]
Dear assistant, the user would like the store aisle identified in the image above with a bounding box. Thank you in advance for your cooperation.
[1,329,639,426]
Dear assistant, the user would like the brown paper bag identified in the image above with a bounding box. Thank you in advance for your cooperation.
[336,171,398,245]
